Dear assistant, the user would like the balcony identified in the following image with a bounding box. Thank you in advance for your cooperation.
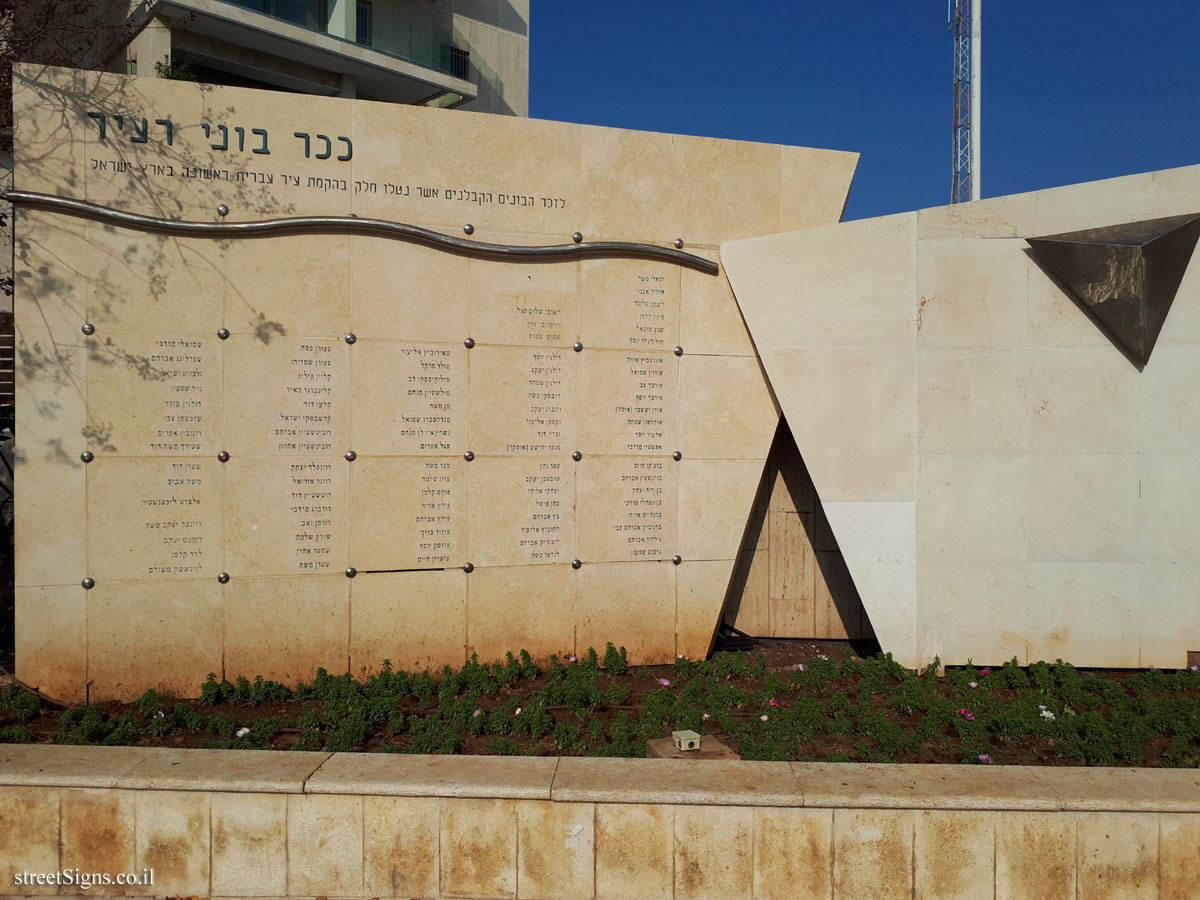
[150,0,476,106]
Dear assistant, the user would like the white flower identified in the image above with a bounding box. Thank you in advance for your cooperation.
[514,707,522,716]
[968,681,978,688]
[154,710,166,718]
[1040,710,1055,721]
[1038,704,1047,710]
[235,726,251,738]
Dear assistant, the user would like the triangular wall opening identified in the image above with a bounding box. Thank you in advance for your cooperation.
[720,417,878,648]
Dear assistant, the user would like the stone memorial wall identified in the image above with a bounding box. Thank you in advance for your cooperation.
[12,64,858,701]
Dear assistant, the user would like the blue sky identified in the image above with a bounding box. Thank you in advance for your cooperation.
[530,2,1200,221]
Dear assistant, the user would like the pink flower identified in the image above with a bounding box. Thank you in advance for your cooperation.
[978,753,995,764]
[760,714,769,721]
[658,677,671,687]
[1191,665,1199,672]
[957,708,975,721]
[980,668,991,676]
[568,655,577,662]
[472,708,482,717]
[788,663,806,671]
[768,698,779,707]
[702,712,710,720]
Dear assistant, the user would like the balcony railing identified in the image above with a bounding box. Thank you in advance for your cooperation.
[218,0,470,80]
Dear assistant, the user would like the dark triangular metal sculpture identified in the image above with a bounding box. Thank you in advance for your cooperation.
[1027,213,1200,365]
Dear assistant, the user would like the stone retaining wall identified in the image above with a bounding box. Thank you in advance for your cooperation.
[1,746,1198,899]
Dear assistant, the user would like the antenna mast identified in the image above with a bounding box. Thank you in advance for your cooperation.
[949,0,981,203]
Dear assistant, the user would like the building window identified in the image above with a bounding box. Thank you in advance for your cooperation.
[356,0,372,45]
[443,45,469,79]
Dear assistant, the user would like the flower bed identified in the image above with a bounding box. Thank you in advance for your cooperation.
[2,645,1199,766]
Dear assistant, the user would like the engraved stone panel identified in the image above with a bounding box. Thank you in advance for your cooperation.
[86,457,222,581]
[224,335,349,457]
[467,346,578,456]
[350,457,466,569]
[224,457,349,577]
[350,341,466,456]
[579,349,678,455]
[467,457,575,567]
[679,355,778,460]
[85,332,221,456]
[577,457,677,562]
[468,249,579,347]
[580,259,680,351]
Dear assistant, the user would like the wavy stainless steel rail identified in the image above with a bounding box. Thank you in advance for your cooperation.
[5,190,719,275]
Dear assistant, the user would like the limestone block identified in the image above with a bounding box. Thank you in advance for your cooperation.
[831,809,914,900]
[60,788,136,876]
[1139,454,1200,566]
[678,354,777,460]
[676,558,735,660]
[679,253,756,357]
[578,348,678,456]
[917,349,1030,453]
[916,237,1029,348]
[223,334,350,457]
[751,807,832,900]
[349,339,467,455]
[86,224,225,333]
[350,570,467,677]
[87,455,222,581]
[913,810,994,900]
[467,345,578,455]
[994,811,1076,900]
[224,456,349,577]
[14,585,86,703]
[917,455,1027,567]
[917,565,1028,665]
[349,236,469,343]
[210,793,288,897]
[779,145,860,231]
[87,580,221,700]
[468,241,580,348]
[1076,812,1158,900]
[467,456,575,566]
[84,330,222,457]
[1028,347,1143,454]
[133,790,210,896]
[576,561,675,664]
[222,575,349,685]
[1028,455,1140,563]
[730,548,770,637]
[673,805,754,900]
[595,803,673,900]
[466,564,574,663]
[579,258,680,352]
[1026,563,1141,668]
[1159,812,1200,900]
[516,800,594,900]
[0,787,59,894]
[440,797,518,899]
[576,456,675,563]
[285,794,364,896]
[677,459,764,561]
[350,457,466,569]
[363,796,440,899]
